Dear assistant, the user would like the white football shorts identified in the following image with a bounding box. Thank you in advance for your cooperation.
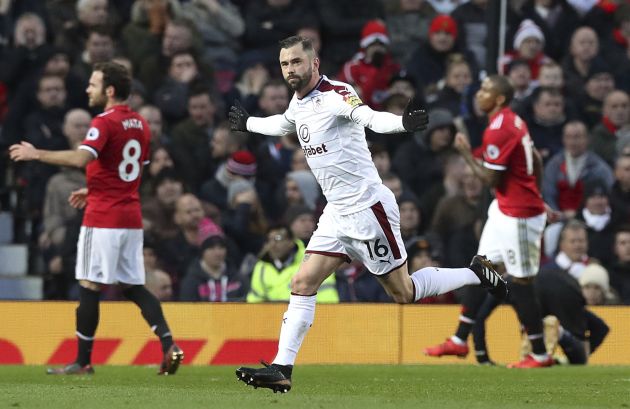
[306,184,407,275]
[477,199,546,278]
[75,226,145,285]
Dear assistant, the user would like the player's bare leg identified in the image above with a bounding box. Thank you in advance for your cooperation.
[236,253,344,393]
[47,280,101,375]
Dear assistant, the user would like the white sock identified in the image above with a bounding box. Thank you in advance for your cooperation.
[410,267,481,302]
[273,294,316,366]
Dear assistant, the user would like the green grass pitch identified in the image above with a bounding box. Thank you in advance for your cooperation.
[1,365,629,409]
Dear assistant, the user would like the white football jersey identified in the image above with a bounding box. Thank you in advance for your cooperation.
[284,76,382,215]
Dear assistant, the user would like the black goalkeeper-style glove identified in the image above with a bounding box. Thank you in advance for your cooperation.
[228,100,250,132]
[402,97,429,132]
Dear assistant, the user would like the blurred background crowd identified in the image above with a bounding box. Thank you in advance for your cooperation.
[0,0,629,307]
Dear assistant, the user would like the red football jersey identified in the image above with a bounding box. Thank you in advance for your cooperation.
[79,105,150,228]
[480,107,544,218]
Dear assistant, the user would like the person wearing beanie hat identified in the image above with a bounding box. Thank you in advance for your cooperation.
[499,19,551,79]
[429,14,458,39]
[405,13,478,102]
[230,35,507,392]
[579,263,617,305]
[338,19,401,109]
[226,150,257,177]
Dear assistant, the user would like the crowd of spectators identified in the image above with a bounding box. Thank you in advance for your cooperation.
[1,0,630,307]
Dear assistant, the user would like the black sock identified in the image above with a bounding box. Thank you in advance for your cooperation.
[455,286,487,341]
[76,286,100,366]
[508,279,546,355]
[472,294,501,356]
[123,285,173,354]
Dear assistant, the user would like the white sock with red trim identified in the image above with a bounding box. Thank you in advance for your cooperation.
[410,267,481,302]
[273,294,316,366]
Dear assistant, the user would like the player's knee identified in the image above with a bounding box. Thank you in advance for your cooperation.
[290,275,318,296]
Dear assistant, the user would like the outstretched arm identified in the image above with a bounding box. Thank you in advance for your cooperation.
[9,141,94,168]
[350,97,429,134]
[229,100,295,137]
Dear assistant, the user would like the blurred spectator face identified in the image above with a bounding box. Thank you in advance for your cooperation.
[400,201,420,232]
[383,175,403,200]
[559,226,588,261]
[188,93,216,127]
[169,53,198,83]
[536,0,554,6]
[143,247,159,272]
[603,91,630,127]
[86,32,114,63]
[259,84,289,115]
[615,230,630,262]
[518,37,543,59]
[429,31,455,53]
[570,27,598,62]
[462,167,482,202]
[411,251,434,270]
[584,193,609,215]
[533,91,564,123]
[14,14,46,49]
[290,214,315,242]
[401,0,425,11]
[585,73,615,101]
[538,65,563,88]
[365,41,389,66]
[291,149,309,171]
[266,227,294,260]
[78,0,108,27]
[562,122,588,157]
[211,126,231,159]
[581,283,605,305]
[145,270,173,301]
[296,27,321,54]
[149,147,174,177]
[388,79,415,99]
[446,62,472,94]
[45,53,71,77]
[37,76,66,109]
[429,127,454,151]
[139,106,163,138]
[156,178,183,206]
[285,179,304,205]
[372,151,391,175]
[383,94,408,116]
[174,194,204,230]
[202,243,227,269]
[63,109,91,148]
[615,155,630,190]
[508,64,532,91]
[162,23,192,57]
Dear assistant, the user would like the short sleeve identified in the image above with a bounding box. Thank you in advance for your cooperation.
[79,116,109,158]
[325,84,365,119]
[482,128,518,171]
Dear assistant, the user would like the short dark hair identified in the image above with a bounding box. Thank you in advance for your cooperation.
[487,74,514,106]
[279,35,315,55]
[93,61,131,101]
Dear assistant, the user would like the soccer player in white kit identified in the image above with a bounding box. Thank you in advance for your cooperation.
[230,36,507,393]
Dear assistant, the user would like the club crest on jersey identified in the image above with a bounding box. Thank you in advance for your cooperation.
[299,124,310,143]
[486,144,500,160]
[344,94,362,107]
[86,127,99,141]
[312,96,324,113]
